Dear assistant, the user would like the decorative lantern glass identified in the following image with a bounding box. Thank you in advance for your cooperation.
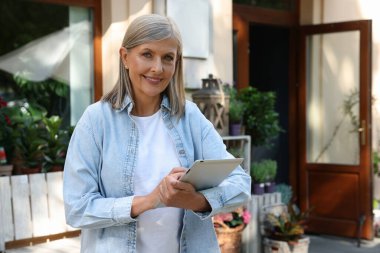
[192,74,230,136]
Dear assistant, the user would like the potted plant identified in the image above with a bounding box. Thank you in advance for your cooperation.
[225,86,245,136]
[251,160,268,195]
[9,100,47,174]
[262,200,313,253]
[213,206,251,253]
[237,87,282,147]
[264,159,277,193]
[229,101,245,136]
[275,183,293,205]
[41,115,71,172]
[13,121,46,174]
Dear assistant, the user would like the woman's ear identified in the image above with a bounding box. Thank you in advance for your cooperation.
[119,47,128,69]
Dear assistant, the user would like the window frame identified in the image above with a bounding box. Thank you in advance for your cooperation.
[35,0,103,101]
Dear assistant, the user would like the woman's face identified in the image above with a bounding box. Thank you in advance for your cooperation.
[120,38,178,103]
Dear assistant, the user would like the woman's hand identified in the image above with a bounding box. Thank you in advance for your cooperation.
[159,167,211,212]
[130,169,183,218]
[131,167,211,218]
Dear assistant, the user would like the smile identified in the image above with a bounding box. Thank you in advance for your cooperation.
[144,75,162,84]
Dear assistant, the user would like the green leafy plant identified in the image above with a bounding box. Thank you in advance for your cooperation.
[251,159,277,183]
[10,101,47,170]
[263,200,313,243]
[275,183,293,205]
[229,101,245,123]
[226,86,245,124]
[251,160,269,183]
[41,115,72,172]
[265,159,277,182]
[237,87,282,147]
[2,95,74,174]
[13,75,69,117]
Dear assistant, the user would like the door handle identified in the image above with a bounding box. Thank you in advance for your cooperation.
[357,120,366,146]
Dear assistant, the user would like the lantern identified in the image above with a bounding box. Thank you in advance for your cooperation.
[192,74,229,136]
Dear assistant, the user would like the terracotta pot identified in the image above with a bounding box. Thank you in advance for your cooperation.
[21,166,41,174]
[0,164,13,176]
[49,165,64,172]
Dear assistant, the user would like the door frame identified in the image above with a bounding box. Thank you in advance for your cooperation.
[298,20,373,239]
[233,2,300,195]
[234,3,374,239]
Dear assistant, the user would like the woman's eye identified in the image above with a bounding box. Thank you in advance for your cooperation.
[164,55,174,62]
[142,52,152,58]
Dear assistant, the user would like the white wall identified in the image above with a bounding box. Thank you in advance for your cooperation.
[101,0,233,93]
[182,0,233,88]
[101,0,152,95]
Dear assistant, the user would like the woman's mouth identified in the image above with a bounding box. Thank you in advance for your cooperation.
[144,75,162,84]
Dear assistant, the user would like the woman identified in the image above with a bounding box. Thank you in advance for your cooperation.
[63,14,251,253]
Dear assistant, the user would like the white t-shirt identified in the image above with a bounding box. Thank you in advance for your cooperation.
[132,111,183,253]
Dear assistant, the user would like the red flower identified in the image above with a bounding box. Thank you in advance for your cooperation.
[4,115,11,125]
[0,97,12,126]
[0,97,7,108]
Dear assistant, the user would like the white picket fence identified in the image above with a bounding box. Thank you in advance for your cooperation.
[0,172,281,252]
[0,172,79,251]
[242,192,282,253]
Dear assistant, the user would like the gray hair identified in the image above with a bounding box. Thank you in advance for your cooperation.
[102,14,185,118]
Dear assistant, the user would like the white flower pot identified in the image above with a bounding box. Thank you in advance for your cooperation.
[263,237,310,253]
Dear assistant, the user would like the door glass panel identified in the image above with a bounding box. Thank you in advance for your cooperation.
[306,31,360,165]
[0,0,94,126]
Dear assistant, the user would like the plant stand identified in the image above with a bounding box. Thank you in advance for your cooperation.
[215,222,245,253]
[263,237,310,253]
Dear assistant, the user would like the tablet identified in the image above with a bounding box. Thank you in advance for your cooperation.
[180,158,244,191]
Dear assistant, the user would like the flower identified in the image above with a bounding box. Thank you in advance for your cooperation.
[0,97,11,125]
[0,97,13,141]
[213,207,251,229]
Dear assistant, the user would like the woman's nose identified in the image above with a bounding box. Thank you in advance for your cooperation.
[151,58,163,73]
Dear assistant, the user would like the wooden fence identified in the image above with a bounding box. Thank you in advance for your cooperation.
[242,192,282,253]
[0,172,281,252]
[0,172,79,252]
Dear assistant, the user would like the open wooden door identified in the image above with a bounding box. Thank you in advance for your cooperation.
[298,20,373,239]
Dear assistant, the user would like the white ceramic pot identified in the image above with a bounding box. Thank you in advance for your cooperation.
[263,237,310,253]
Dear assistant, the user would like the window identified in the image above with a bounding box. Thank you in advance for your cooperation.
[0,0,101,126]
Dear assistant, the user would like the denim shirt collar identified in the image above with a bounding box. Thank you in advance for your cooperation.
[116,94,171,114]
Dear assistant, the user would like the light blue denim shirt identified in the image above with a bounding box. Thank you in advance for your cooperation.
[63,95,251,253]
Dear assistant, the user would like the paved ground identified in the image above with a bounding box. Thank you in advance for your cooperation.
[309,234,380,253]
[5,237,80,253]
[4,234,380,252]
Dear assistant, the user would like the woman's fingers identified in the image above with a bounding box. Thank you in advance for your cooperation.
[169,167,187,175]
